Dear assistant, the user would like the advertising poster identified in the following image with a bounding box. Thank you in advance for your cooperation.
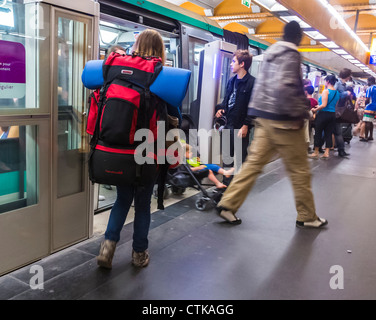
[0,39,26,99]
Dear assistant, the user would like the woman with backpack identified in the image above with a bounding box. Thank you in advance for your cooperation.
[96,29,167,269]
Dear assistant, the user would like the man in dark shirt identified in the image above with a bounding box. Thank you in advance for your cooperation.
[215,49,255,184]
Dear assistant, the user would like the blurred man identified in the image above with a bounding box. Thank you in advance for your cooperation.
[217,21,328,229]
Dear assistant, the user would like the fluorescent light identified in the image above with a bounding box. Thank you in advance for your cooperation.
[317,0,369,52]
[321,41,339,48]
[281,15,312,29]
[349,59,361,64]
[342,54,354,60]
[305,31,327,40]
[270,4,289,12]
[332,49,347,55]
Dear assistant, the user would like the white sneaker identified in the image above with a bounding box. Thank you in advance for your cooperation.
[296,217,328,228]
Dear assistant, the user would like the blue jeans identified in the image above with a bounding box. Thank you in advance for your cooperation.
[105,182,154,252]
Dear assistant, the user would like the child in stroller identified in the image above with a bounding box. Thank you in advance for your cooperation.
[164,143,234,211]
[184,144,234,189]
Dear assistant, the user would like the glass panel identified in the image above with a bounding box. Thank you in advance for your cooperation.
[0,125,38,214]
[99,20,179,67]
[57,16,88,198]
[0,0,45,110]
[183,36,206,114]
[218,55,232,104]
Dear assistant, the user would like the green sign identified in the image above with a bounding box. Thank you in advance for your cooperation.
[242,0,251,8]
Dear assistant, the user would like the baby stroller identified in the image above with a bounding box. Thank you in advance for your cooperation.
[166,163,226,211]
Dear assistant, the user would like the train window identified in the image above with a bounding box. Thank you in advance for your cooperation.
[218,55,232,103]
[0,125,38,214]
[249,46,259,57]
[183,36,206,114]
[56,16,89,198]
[0,0,45,110]
[98,19,179,68]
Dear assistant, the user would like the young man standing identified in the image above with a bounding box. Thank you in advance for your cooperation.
[217,21,328,229]
[215,50,255,184]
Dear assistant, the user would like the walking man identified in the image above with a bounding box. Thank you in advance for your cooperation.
[216,21,328,229]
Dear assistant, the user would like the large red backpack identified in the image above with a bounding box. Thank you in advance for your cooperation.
[87,52,166,186]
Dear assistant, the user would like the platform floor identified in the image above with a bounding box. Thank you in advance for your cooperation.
[1,133,376,300]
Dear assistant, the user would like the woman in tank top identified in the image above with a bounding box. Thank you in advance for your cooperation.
[309,75,340,160]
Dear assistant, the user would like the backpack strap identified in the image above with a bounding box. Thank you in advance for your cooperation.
[89,85,108,149]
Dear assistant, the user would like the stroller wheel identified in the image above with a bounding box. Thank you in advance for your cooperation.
[195,198,209,211]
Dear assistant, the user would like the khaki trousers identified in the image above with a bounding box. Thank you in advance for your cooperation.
[218,118,318,222]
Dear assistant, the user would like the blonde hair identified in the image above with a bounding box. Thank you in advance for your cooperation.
[132,29,166,65]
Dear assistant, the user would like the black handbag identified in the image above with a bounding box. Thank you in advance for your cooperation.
[335,93,359,124]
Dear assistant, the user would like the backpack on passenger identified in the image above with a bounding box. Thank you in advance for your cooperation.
[87,52,166,187]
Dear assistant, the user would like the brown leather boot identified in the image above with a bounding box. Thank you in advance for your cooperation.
[97,240,117,269]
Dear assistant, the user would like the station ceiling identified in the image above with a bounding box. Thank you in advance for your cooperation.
[164,0,376,79]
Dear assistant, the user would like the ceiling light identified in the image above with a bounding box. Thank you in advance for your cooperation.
[332,49,347,55]
[281,15,311,29]
[349,59,361,64]
[342,55,354,60]
[321,41,339,48]
[317,0,369,52]
[270,4,289,12]
[305,31,327,40]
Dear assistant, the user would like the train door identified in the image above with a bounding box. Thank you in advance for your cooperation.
[51,8,95,251]
[180,24,222,126]
[0,0,97,276]
[198,40,236,133]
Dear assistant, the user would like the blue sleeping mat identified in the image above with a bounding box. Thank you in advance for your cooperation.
[81,60,191,108]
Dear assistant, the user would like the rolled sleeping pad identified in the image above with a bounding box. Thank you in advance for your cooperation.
[149,66,191,108]
[81,60,191,108]
[81,60,104,90]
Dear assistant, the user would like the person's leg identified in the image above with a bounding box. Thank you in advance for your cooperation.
[105,185,134,242]
[98,185,134,268]
[360,121,367,140]
[334,122,345,154]
[311,112,325,157]
[221,126,235,186]
[218,119,275,217]
[322,114,336,158]
[367,121,374,140]
[206,169,226,188]
[270,123,318,223]
[132,182,155,253]
[131,181,155,267]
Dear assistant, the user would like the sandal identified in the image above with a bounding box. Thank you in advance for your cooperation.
[217,208,242,225]
[320,155,329,160]
[308,153,319,160]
